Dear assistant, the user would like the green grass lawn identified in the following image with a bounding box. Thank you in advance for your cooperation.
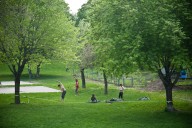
[0,63,192,128]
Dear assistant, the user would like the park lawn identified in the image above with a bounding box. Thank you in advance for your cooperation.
[0,63,192,128]
[0,87,192,128]
[0,101,191,128]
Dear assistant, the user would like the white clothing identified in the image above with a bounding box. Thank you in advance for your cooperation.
[119,86,124,92]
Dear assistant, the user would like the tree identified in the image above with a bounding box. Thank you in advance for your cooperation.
[174,0,192,76]
[76,1,96,88]
[0,0,77,104]
[85,0,190,111]
[85,0,139,94]
[74,19,94,88]
[134,0,188,112]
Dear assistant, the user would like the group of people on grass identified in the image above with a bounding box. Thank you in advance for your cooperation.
[57,79,79,101]
[57,80,125,102]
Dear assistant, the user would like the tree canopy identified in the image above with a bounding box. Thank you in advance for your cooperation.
[77,0,191,111]
[0,0,78,104]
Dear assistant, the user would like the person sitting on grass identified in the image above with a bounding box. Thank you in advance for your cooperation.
[91,94,98,103]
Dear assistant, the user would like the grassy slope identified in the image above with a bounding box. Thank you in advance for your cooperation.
[0,63,192,128]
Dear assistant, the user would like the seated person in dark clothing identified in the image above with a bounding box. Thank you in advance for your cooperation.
[91,94,97,103]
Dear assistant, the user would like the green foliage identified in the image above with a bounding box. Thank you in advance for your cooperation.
[0,0,78,103]
[75,19,94,69]
[79,0,191,77]
[0,0,78,71]
[76,0,192,111]
[135,0,187,71]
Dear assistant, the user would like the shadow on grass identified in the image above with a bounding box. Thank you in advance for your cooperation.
[109,109,192,128]
[20,74,69,81]
[0,74,14,81]
[0,74,64,80]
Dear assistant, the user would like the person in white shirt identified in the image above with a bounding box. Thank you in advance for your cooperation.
[118,84,124,99]
[57,81,66,101]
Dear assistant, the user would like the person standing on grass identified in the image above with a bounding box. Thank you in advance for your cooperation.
[75,79,79,95]
[118,84,125,100]
[57,81,66,101]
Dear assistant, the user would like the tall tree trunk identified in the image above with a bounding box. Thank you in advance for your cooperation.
[165,86,175,112]
[13,60,26,104]
[28,64,33,79]
[81,68,86,88]
[158,68,177,112]
[15,75,21,104]
[103,70,108,95]
[36,63,41,78]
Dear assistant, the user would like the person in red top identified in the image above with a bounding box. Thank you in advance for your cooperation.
[75,79,79,95]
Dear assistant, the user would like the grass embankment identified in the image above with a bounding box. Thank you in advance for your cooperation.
[0,63,192,128]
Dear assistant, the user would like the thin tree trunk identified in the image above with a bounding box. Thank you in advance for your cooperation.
[103,70,108,95]
[158,69,176,112]
[28,65,33,79]
[81,68,86,88]
[13,60,26,104]
[15,75,21,104]
[36,63,41,78]
[165,86,175,112]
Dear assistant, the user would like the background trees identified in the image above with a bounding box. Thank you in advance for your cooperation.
[0,0,77,104]
[76,20,94,88]
[174,0,192,76]
[79,0,191,111]
[0,0,191,111]
[76,3,95,89]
